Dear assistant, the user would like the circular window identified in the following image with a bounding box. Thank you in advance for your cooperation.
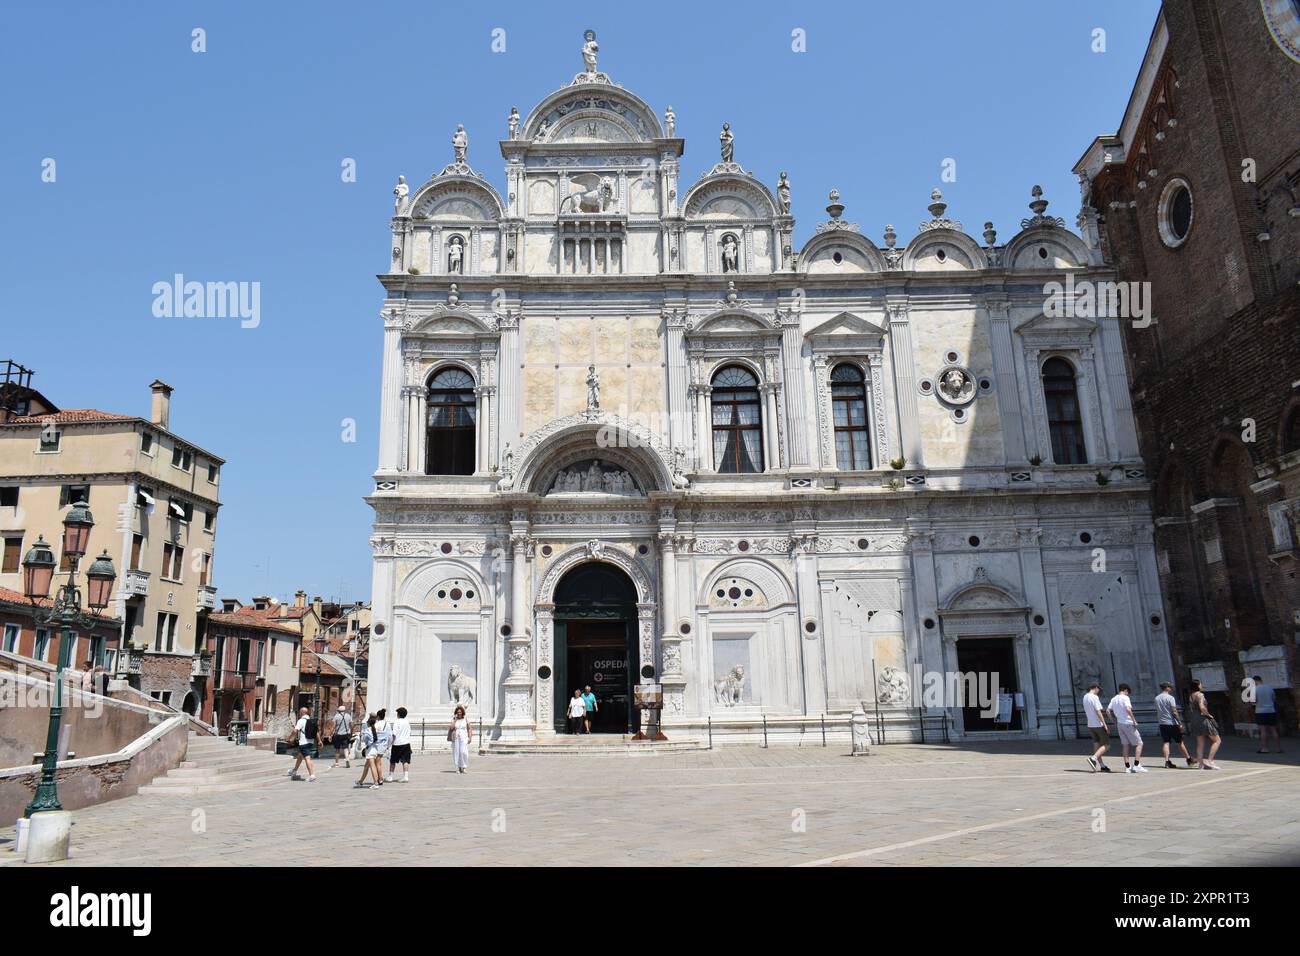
[1033,614,1045,627]
[373,622,386,636]
[640,664,655,679]
[1079,532,1092,544]
[923,617,936,630]
[437,590,447,599]
[1037,246,1048,259]
[953,409,965,420]
[716,589,726,598]
[500,623,512,637]
[440,542,453,555]
[679,622,691,635]
[936,248,947,262]
[804,620,818,634]
[979,378,991,391]
[832,252,843,264]
[920,380,933,393]
[1150,614,1162,627]
[541,545,553,557]
[857,538,869,550]
[946,351,959,363]
[737,540,750,552]
[1158,178,1193,248]
[637,544,648,555]
[538,665,552,680]
[465,589,474,599]
[743,588,753,597]
[968,535,981,547]
[449,588,463,601]
[728,586,742,600]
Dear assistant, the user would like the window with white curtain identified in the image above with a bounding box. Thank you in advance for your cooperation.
[711,366,763,474]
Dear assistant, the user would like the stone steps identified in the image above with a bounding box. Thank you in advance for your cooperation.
[138,733,296,796]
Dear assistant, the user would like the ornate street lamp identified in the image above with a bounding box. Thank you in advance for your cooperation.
[21,501,116,816]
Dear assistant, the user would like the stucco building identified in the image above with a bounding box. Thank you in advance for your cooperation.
[0,374,223,714]
[367,36,1173,741]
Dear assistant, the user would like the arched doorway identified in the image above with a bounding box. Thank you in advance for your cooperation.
[552,562,638,734]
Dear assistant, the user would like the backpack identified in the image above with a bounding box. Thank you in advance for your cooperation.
[303,717,318,740]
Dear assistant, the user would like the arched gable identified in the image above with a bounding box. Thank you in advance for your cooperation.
[797,231,886,274]
[901,228,988,272]
[409,177,505,222]
[683,175,779,221]
[1002,226,1090,270]
[522,85,662,142]
[697,558,795,608]
[396,558,494,611]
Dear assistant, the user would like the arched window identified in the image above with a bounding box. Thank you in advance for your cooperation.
[711,366,763,474]
[1042,357,1087,465]
[831,363,871,470]
[426,368,476,475]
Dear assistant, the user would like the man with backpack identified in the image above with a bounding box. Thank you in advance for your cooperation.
[288,706,319,782]
[329,705,354,769]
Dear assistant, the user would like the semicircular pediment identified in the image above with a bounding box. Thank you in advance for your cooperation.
[523,87,662,142]
[410,180,504,221]
[683,176,778,220]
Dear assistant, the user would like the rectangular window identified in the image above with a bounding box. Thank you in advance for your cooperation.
[168,499,192,523]
[203,510,214,532]
[159,690,172,706]
[198,553,210,587]
[267,684,277,714]
[162,544,174,580]
[171,446,192,471]
[0,486,18,508]
[2,535,22,573]
[255,641,265,676]
[136,486,155,510]
[207,464,219,483]
[253,697,263,723]
[59,484,90,507]
[2,624,19,653]
[172,545,184,581]
[140,431,153,455]
[130,534,143,571]
[154,612,178,653]
[39,430,61,452]
[34,628,50,662]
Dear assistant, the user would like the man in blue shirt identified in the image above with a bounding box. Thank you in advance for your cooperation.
[581,685,598,734]
[1253,676,1283,754]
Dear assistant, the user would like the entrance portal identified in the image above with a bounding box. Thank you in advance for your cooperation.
[956,636,1021,731]
[552,562,638,734]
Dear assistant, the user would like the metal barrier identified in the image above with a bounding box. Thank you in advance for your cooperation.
[704,711,952,750]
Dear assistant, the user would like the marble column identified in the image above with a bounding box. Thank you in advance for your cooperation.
[779,313,811,466]
[888,304,924,467]
[377,312,405,473]
[658,527,686,717]
[985,297,1028,463]
[500,530,536,738]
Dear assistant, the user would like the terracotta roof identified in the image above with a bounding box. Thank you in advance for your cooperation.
[3,409,139,425]
[301,648,347,677]
[208,609,301,637]
[0,586,120,624]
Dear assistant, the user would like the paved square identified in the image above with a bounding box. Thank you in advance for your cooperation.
[3,738,1297,867]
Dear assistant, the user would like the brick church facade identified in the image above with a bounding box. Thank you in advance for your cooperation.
[1075,0,1300,735]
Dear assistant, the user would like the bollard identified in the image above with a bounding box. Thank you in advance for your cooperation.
[26,810,72,863]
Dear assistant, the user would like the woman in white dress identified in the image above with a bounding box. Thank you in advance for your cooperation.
[449,705,472,773]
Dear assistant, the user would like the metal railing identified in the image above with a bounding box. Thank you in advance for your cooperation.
[704,710,952,749]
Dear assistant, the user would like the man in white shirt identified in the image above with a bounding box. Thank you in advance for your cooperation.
[1082,683,1112,773]
[386,706,413,783]
[288,707,318,782]
[1108,684,1146,772]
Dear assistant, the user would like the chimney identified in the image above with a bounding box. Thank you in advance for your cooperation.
[294,589,307,609]
[150,380,173,429]
[312,596,323,618]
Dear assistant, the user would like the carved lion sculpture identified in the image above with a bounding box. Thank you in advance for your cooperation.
[448,664,476,706]
[560,178,614,214]
[713,665,746,706]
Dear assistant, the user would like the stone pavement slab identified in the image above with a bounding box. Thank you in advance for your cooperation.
[1,738,1296,867]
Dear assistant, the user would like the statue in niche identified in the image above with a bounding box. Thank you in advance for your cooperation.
[393,175,408,214]
[713,665,746,706]
[664,105,676,137]
[448,664,476,706]
[581,29,599,74]
[447,235,465,274]
[452,124,468,165]
[586,364,601,409]
[719,123,734,163]
[777,171,791,214]
[507,106,520,139]
[721,234,740,274]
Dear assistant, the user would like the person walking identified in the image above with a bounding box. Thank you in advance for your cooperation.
[582,685,598,734]
[387,706,413,782]
[329,705,353,769]
[1155,682,1194,769]
[354,714,381,789]
[1188,679,1221,770]
[449,704,472,773]
[1082,682,1112,773]
[567,690,586,735]
[372,708,392,785]
[1107,684,1146,773]
[79,660,95,693]
[1252,676,1283,754]
[288,707,319,782]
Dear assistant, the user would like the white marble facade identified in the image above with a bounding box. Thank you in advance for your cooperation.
[367,37,1173,740]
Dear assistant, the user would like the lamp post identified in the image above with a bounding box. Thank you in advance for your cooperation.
[21,500,116,816]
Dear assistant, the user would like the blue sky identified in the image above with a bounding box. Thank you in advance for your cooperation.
[0,0,1161,604]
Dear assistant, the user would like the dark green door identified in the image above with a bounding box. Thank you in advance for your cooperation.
[551,562,639,734]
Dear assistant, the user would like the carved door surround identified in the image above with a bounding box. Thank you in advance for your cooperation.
[805,312,890,471]
[1015,312,1104,467]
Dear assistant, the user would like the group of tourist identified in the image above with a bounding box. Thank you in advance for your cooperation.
[285,702,475,786]
[1082,676,1283,773]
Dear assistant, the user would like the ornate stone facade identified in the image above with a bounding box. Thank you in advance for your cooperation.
[367,36,1173,740]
